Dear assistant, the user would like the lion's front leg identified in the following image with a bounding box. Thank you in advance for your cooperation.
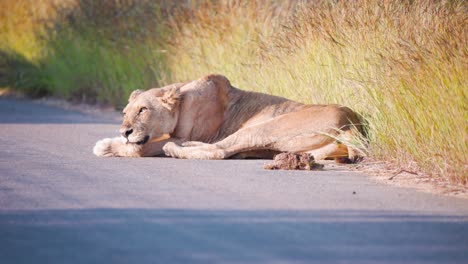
[93,137,143,157]
[162,127,268,160]
[163,142,227,160]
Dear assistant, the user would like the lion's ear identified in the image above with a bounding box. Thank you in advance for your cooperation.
[159,88,181,111]
[129,89,143,102]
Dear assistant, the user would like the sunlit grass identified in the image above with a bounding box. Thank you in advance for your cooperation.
[1,0,169,105]
[0,0,50,61]
[42,30,168,105]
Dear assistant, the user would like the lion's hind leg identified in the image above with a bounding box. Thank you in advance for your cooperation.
[306,129,364,163]
[304,142,345,161]
[336,129,365,163]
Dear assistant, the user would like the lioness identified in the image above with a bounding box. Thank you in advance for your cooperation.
[94,74,363,162]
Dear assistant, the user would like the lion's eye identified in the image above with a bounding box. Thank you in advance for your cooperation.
[138,107,147,114]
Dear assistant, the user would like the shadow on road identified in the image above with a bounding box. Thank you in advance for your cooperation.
[0,98,118,124]
[1,209,467,263]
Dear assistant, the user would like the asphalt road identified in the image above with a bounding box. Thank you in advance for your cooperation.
[0,97,467,264]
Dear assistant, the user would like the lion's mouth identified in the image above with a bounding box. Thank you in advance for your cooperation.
[135,135,150,145]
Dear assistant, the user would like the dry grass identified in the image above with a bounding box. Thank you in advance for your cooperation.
[1,0,466,184]
[163,0,467,184]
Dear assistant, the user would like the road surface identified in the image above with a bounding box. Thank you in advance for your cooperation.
[0,97,467,264]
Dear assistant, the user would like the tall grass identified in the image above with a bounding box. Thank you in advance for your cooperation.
[164,0,467,184]
[1,0,466,183]
[0,0,57,60]
[0,0,60,96]
[1,0,169,104]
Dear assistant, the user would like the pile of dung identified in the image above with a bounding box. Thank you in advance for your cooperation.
[264,152,324,170]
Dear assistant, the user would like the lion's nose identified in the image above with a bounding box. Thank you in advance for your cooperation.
[121,128,133,138]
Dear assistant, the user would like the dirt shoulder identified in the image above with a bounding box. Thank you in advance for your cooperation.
[327,160,468,199]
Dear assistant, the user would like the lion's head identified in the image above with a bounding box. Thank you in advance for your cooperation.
[120,87,181,145]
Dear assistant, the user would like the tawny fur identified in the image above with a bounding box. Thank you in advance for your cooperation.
[93,74,364,162]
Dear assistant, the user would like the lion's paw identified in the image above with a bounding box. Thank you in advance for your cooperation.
[93,138,117,157]
[162,142,181,158]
